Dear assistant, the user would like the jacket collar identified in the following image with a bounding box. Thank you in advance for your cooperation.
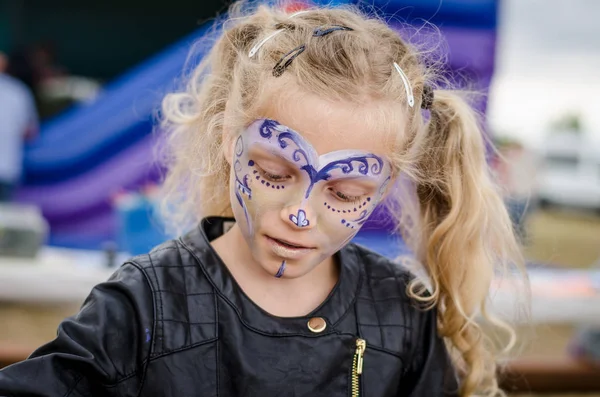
[179,216,362,336]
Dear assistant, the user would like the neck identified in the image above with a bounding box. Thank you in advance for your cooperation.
[211,224,339,317]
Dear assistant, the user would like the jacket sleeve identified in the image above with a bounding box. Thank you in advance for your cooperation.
[398,306,460,397]
[0,262,154,396]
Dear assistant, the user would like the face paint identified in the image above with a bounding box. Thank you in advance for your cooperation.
[229,118,393,279]
[274,261,286,278]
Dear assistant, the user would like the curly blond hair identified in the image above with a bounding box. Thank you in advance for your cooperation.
[159,2,527,396]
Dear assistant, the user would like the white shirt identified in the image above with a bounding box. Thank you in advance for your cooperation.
[0,73,38,182]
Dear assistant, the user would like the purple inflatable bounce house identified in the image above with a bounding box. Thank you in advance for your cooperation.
[16,0,498,254]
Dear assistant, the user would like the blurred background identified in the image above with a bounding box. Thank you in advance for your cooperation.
[1,0,600,395]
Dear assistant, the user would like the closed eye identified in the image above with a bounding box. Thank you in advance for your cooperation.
[329,188,362,203]
[256,164,291,182]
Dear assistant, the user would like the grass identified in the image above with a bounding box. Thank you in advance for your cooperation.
[524,209,600,269]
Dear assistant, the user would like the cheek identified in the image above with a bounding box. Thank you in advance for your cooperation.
[231,173,291,225]
[247,168,305,210]
[315,220,358,253]
[319,197,373,225]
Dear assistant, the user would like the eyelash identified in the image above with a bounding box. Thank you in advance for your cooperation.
[330,188,362,203]
[256,164,363,203]
[257,166,291,182]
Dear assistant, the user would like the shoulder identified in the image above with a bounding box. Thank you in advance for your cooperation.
[127,238,217,357]
[129,237,213,295]
[346,243,438,357]
[0,74,34,101]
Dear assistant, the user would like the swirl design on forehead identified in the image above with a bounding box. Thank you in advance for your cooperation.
[318,154,383,178]
[278,132,311,168]
[259,119,280,138]
[256,119,388,198]
[303,155,383,198]
[260,120,311,169]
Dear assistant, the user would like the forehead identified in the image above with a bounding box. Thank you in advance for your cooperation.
[258,89,404,158]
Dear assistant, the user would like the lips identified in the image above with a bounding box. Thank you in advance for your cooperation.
[268,236,313,249]
[265,235,316,260]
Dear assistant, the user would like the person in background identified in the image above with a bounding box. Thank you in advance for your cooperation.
[0,52,39,202]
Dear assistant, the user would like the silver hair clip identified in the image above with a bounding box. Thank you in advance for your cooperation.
[248,30,284,57]
[248,10,310,58]
[393,62,415,108]
[288,10,311,18]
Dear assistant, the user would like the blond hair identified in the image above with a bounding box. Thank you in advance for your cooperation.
[159,2,527,395]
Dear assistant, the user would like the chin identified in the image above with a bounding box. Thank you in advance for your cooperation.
[253,242,323,279]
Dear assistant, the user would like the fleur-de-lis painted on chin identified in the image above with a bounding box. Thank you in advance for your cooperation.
[289,209,310,227]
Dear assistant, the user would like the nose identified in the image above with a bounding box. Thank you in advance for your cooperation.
[282,203,316,230]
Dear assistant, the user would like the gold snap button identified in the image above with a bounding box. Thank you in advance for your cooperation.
[307,317,327,333]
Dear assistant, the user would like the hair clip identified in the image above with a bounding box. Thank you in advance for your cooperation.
[421,85,434,110]
[288,10,311,18]
[393,62,415,108]
[248,29,284,57]
[313,25,353,37]
[248,10,309,58]
[273,44,306,77]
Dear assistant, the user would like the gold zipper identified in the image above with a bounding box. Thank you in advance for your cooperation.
[351,338,366,397]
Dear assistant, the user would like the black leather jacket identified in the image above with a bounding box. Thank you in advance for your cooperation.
[0,217,458,396]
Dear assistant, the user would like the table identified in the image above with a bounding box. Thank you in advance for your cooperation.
[0,247,123,304]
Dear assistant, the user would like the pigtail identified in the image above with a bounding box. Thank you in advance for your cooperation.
[411,89,525,396]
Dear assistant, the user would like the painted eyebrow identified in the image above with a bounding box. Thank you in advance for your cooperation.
[255,118,391,164]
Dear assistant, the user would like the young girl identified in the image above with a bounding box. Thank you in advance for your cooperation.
[0,2,525,396]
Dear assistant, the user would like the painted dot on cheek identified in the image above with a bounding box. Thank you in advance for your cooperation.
[248,160,255,166]
[341,219,346,224]
[261,180,265,184]
[256,176,260,180]
[276,186,280,189]
[266,182,270,187]
[367,197,371,202]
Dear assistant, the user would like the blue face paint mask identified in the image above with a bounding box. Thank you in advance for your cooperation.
[230,118,393,279]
